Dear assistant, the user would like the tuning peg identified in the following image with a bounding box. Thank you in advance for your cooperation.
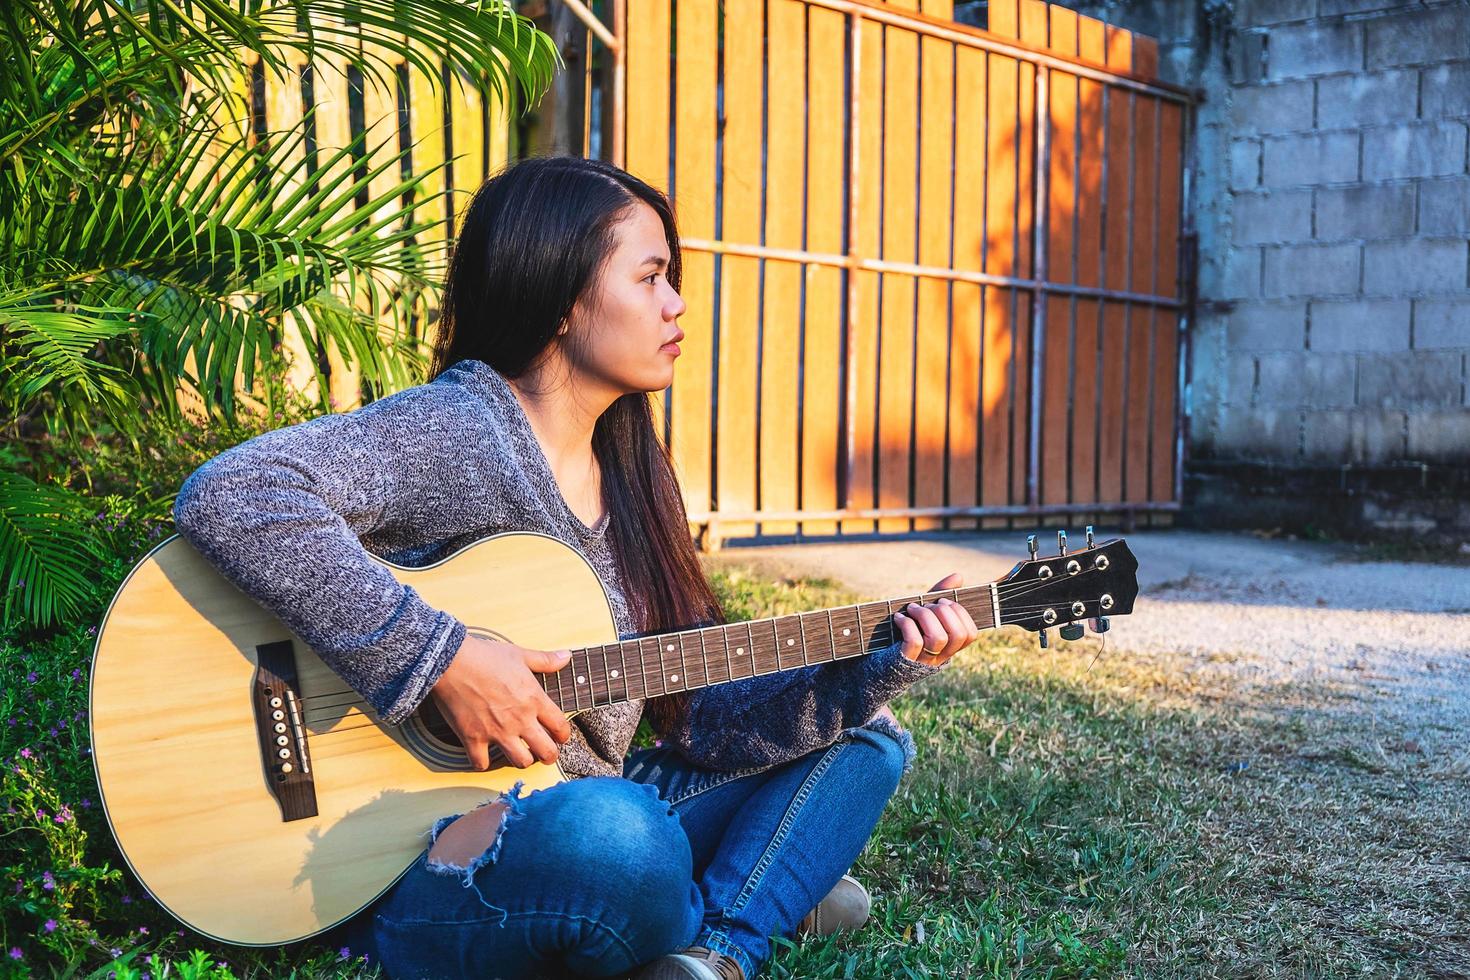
[1088,616,1110,633]
[1027,534,1038,559]
[1038,628,1050,649]
[1057,529,1068,555]
[1086,525,1095,549]
[1059,622,1085,641]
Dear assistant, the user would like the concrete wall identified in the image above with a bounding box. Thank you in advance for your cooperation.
[1065,0,1470,470]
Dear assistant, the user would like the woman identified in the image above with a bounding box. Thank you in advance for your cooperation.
[171,155,976,980]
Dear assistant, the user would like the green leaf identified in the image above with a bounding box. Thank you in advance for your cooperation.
[0,470,108,628]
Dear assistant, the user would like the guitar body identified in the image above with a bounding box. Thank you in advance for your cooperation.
[90,531,620,946]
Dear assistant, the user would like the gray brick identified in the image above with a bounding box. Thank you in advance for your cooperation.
[1256,352,1358,408]
[1230,139,1262,191]
[1422,65,1470,120]
[1242,0,1316,26]
[1363,122,1468,181]
[1223,246,1264,299]
[1269,21,1364,80]
[1351,407,1408,461]
[1230,80,1315,133]
[1363,239,1467,294]
[1303,410,1353,459]
[1357,351,1463,407]
[1319,0,1406,16]
[1216,406,1302,458]
[1317,70,1419,129]
[1231,30,1270,87]
[1264,243,1362,297]
[1420,178,1470,236]
[1225,351,1259,405]
[1262,131,1361,187]
[1311,298,1412,350]
[1233,189,1314,244]
[1366,7,1470,70]
[1227,301,1307,350]
[1315,183,1416,241]
[1414,298,1470,349]
[1406,409,1470,460]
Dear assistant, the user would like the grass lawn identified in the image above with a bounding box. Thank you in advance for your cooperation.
[4,563,1462,978]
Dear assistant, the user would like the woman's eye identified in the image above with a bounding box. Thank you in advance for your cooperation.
[644,273,659,285]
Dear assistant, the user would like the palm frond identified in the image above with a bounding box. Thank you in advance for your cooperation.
[0,470,108,629]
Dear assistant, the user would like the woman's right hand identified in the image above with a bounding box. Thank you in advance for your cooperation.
[427,633,573,770]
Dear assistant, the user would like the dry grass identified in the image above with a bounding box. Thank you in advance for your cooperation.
[717,565,1470,978]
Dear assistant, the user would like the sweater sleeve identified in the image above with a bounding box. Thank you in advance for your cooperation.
[171,384,499,725]
[662,634,946,771]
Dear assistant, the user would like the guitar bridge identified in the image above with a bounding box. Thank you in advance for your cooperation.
[253,641,318,822]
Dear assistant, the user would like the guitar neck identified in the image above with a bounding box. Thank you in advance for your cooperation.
[541,583,1000,713]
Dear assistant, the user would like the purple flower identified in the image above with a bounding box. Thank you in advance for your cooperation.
[19,748,31,759]
[72,668,83,679]
[339,946,351,960]
[43,920,57,933]
[6,719,14,726]
[8,948,21,960]
[48,727,59,738]
[136,926,148,935]
[110,947,122,957]
[121,894,131,904]
[81,798,92,808]
[54,805,73,824]
[41,871,55,891]
[35,809,47,821]
[25,671,37,683]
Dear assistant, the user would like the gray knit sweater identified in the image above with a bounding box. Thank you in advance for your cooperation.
[171,358,943,777]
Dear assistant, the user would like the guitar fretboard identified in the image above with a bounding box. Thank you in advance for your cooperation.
[540,584,998,712]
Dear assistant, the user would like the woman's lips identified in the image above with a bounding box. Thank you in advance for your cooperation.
[660,340,682,355]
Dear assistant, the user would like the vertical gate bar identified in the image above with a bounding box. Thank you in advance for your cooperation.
[613,0,626,168]
[1026,65,1049,511]
[1175,97,1194,509]
[843,9,863,514]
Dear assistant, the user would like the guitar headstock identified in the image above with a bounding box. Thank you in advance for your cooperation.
[996,527,1138,647]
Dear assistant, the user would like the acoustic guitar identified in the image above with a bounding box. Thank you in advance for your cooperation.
[89,527,1137,945]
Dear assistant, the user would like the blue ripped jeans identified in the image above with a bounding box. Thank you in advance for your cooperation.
[327,718,913,979]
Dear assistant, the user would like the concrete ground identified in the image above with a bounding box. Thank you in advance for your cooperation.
[707,528,1470,763]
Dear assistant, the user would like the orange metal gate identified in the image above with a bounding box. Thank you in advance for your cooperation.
[596,0,1190,546]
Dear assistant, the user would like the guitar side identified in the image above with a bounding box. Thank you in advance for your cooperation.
[89,531,621,946]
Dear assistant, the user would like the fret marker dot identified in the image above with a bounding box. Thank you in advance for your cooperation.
[736,647,745,655]
[666,643,675,652]
[610,670,619,679]
[787,638,795,646]
[576,675,585,684]
[670,674,679,683]
[843,629,851,635]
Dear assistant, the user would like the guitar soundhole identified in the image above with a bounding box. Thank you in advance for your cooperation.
[416,699,463,748]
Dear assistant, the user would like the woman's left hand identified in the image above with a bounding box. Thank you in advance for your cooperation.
[891,572,979,667]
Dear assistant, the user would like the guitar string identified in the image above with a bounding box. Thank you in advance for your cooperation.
[291,566,1104,707]
[295,571,1115,722]
[300,600,1114,734]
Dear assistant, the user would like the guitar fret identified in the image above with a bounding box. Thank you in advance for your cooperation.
[798,613,810,667]
[697,628,713,689]
[722,623,733,683]
[631,638,647,700]
[825,609,837,664]
[571,650,586,711]
[593,645,607,705]
[616,641,631,701]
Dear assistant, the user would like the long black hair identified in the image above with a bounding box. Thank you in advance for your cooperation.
[430,155,721,736]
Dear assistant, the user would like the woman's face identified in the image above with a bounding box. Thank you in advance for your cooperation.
[564,200,686,396]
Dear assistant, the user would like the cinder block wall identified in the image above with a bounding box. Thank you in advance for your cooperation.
[1068,0,1470,469]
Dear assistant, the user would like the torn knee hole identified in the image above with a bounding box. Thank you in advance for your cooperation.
[425,780,526,877]
[427,801,510,871]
